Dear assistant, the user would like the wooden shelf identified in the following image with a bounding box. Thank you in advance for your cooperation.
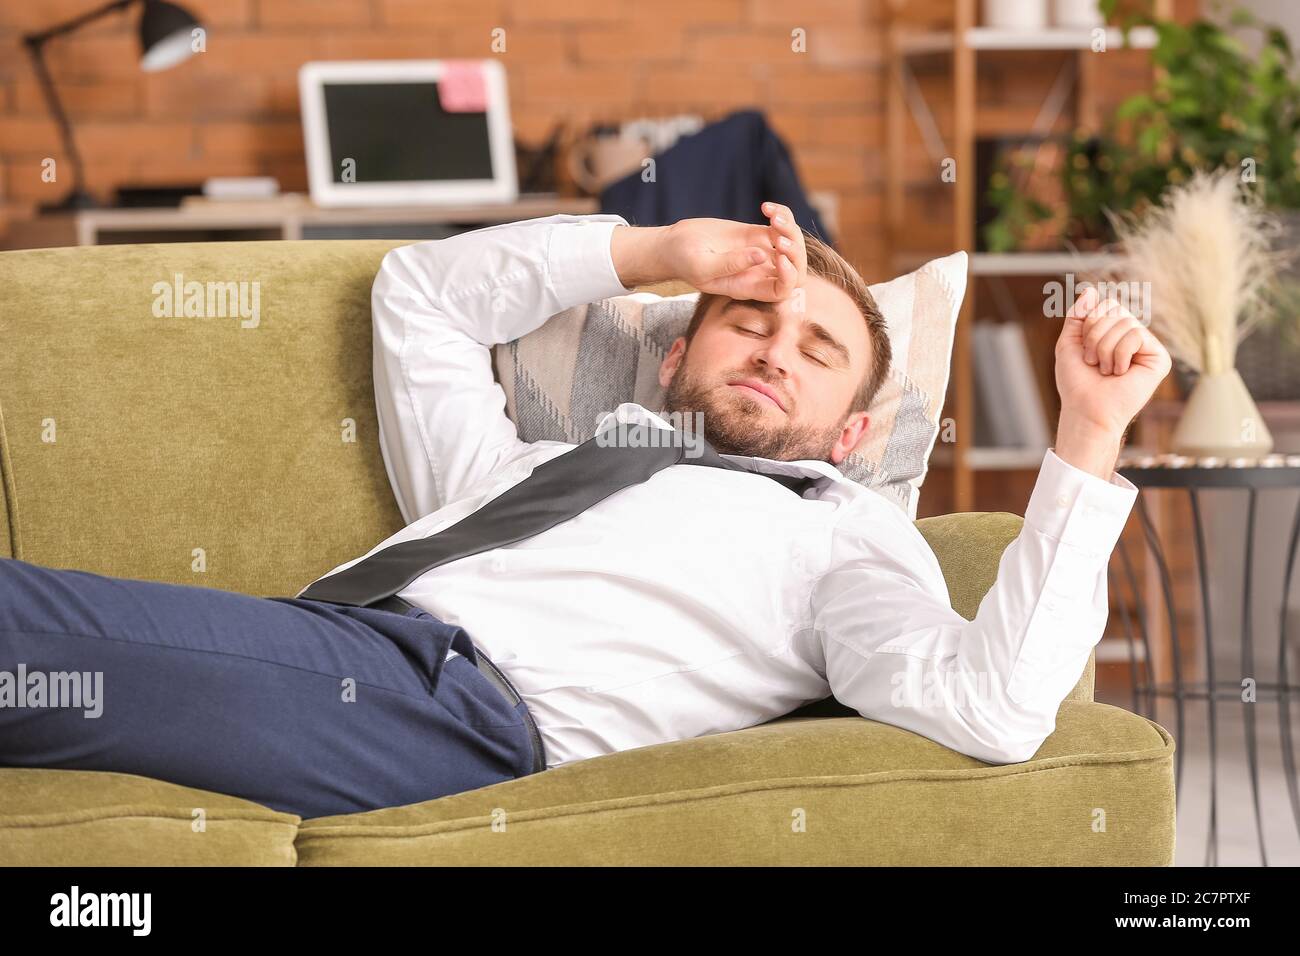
[899,26,1157,55]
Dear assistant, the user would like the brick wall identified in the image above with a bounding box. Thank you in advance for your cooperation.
[0,0,1183,277]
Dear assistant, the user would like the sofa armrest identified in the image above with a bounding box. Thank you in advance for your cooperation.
[914,511,1094,704]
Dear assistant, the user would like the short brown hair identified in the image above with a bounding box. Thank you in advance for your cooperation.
[681,231,891,415]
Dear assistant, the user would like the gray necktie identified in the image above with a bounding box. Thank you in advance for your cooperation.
[297,422,812,608]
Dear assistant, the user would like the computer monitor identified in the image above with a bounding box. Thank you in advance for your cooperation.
[299,59,518,207]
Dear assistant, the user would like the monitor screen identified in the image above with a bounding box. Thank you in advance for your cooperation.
[321,82,495,184]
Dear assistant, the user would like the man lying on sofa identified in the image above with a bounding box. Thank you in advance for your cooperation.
[0,203,1171,820]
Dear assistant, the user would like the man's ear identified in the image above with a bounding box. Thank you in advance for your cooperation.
[658,337,687,389]
[829,411,869,466]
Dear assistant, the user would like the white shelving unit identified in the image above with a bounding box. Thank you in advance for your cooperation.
[971,251,1120,275]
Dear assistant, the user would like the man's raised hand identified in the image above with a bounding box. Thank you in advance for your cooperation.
[1055,284,1172,438]
[1048,284,1172,479]
[610,201,807,301]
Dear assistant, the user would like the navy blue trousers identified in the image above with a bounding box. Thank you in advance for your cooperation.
[0,557,538,819]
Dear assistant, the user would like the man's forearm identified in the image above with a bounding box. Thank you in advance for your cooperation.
[610,224,673,288]
[1052,413,1124,481]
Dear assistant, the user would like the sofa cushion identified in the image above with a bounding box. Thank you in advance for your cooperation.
[0,767,299,865]
[492,253,967,520]
[293,701,1174,866]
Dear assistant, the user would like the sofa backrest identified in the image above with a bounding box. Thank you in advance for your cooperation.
[0,240,414,597]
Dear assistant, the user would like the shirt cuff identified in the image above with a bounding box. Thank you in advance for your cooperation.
[1023,447,1139,557]
[547,215,636,306]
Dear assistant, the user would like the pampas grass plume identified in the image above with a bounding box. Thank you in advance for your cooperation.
[1103,168,1287,376]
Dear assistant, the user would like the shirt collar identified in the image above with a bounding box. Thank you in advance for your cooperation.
[592,402,851,490]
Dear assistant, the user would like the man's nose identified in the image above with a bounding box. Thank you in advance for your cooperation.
[752,336,796,379]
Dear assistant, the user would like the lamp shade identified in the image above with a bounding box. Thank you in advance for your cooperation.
[139,0,201,72]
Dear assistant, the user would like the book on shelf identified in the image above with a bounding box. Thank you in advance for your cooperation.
[972,319,1051,450]
[995,321,1052,449]
[972,320,1016,446]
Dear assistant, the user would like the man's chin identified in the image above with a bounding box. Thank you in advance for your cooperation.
[697,405,787,457]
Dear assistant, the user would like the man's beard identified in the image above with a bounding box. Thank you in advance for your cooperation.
[662,352,846,462]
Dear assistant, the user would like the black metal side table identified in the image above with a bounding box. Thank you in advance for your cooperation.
[1110,452,1300,867]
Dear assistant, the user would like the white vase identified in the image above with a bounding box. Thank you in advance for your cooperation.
[983,0,1049,31]
[1170,367,1274,458]
[1051,0,1104,28]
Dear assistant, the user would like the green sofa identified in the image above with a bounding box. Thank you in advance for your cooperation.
[0,239,1176,866]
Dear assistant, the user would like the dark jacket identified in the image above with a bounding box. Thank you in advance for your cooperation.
[599,109,833,246]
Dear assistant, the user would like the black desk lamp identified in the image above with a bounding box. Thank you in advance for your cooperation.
[22,0,203,211]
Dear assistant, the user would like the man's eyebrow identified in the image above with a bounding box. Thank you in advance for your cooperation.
[803,321,851,363]
[724,300,852,364]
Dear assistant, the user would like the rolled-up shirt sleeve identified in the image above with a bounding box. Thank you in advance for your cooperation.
[810,448,1139,764]
[370,213,634,524]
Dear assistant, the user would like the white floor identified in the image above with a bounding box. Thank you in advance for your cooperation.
[1099,690,1300,866]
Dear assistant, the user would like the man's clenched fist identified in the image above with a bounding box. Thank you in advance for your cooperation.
[1055,284,1172,439]
[1048,284,1172,479]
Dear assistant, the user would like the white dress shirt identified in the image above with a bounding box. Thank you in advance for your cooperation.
[300,213,1140,770]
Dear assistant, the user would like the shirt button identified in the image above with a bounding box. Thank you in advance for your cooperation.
[1055,493,1070,508]
[490,555,506,573]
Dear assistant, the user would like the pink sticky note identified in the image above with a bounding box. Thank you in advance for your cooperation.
[438,60,488,113]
